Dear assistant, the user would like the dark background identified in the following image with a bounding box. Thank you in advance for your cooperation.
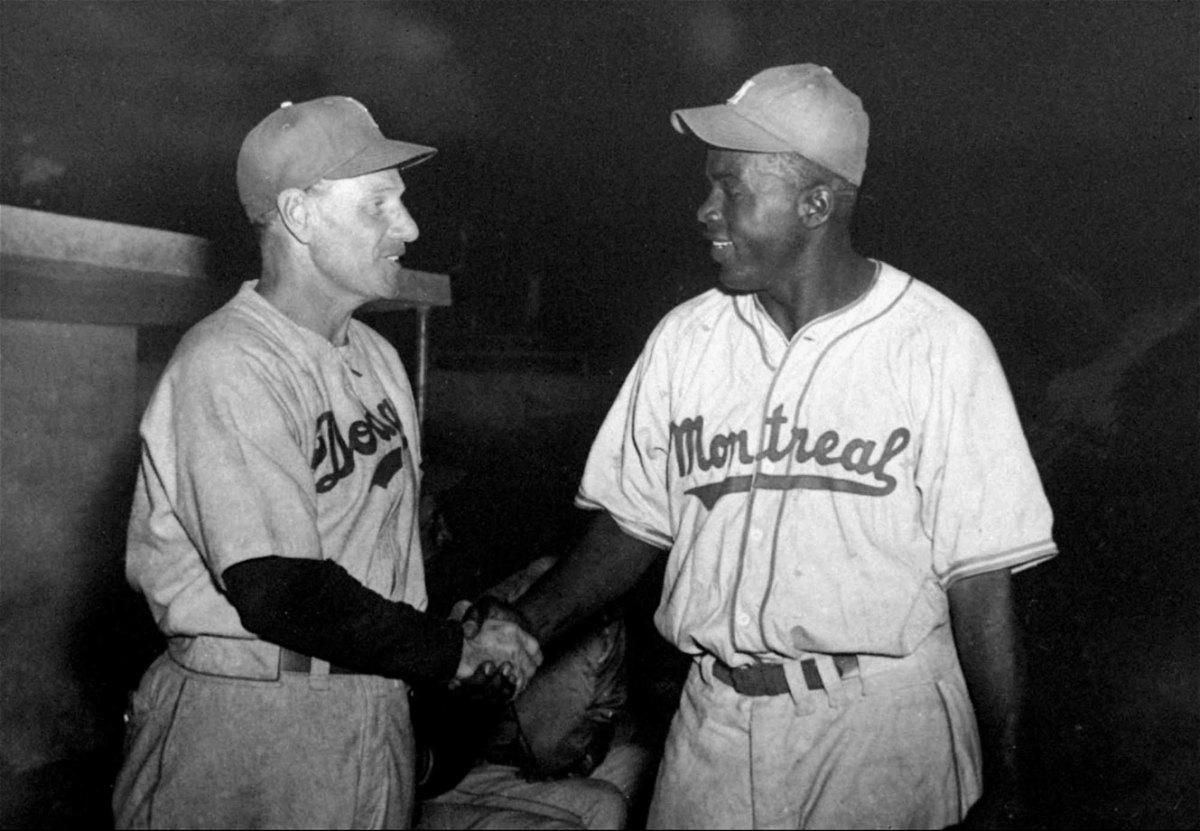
[4,2,1196,372]
[2,2,1197,828]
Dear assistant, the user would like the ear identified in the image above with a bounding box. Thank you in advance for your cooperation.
[797,183,835,230]
[276,188,316,243]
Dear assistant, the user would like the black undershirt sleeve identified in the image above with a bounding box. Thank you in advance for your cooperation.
[222,556,462,686]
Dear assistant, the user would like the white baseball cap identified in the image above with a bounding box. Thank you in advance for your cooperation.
[671,64,869,186]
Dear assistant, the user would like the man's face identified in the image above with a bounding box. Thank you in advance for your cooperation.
[696,149,806,294]
[306,168,419,303]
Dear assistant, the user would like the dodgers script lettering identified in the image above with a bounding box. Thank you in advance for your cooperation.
[311,399,407,493]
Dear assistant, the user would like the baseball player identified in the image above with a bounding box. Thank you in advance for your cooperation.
[112,96,541,829]
[507,65,1057,828]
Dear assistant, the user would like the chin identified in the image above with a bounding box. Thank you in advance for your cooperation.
[716,267,759,294]
[377,269,409,299]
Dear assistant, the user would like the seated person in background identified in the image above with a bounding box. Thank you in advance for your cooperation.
[415,556,655,830]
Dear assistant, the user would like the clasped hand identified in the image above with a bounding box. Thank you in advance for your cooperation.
[451,597,542,701]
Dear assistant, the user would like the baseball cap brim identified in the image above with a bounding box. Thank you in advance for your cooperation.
[324,138,437,181]
[671,105,793,153]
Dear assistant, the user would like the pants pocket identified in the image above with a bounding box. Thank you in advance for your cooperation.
[935,677,983,819]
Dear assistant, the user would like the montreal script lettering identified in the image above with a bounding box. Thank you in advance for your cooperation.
[669,404,910,508]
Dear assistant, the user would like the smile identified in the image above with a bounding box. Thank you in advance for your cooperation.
[708,239,735,264]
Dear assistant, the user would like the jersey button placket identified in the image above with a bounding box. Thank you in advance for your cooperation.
[744,521,773,648]
[732,506,773,652]
[337,347,371,412]
[730,507,760,653]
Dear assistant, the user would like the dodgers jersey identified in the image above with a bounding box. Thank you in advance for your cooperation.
[577,261,1056,666]
[126,281,426,676]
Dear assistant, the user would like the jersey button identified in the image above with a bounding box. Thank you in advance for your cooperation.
[736,612,752,626]
[750,527,764,542]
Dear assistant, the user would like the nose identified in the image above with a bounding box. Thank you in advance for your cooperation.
[696,188,720,227]
[390,202,419,243]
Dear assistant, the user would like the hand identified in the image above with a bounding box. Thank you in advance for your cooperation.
[449,660,521,703]
[451,595,530,636]
[451,596,539,700]
[467,595,533,633]
[453,609,541,701]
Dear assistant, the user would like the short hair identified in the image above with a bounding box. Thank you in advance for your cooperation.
[250,179,334,241]
[303,178,335,199]
[763,152,858,224]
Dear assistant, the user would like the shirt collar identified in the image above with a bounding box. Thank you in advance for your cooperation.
[735,260,910,345]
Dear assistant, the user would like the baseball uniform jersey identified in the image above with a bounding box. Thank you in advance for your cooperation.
[126,280,427,673]
[115,280,425,827]
[576,259,1056,826]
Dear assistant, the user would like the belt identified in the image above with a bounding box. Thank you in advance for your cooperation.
[279,648,357,675]
[712,654,859,697]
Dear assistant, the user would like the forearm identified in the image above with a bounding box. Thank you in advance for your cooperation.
[515,511,662,645]
[948,569,1026,792]
[223,556,463,685]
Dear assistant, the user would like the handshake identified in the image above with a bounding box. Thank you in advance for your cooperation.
[450,597,542,702]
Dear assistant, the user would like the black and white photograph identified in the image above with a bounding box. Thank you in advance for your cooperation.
[1,2,1196,829]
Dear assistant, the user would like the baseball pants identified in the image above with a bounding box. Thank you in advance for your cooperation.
[113,652,416,829]
[646,626,982,829]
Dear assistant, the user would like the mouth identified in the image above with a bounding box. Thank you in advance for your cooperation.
[384,251,404,265]
[708,238,734,262]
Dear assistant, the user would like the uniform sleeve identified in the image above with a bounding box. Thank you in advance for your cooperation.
[167,346,321,586]
[224,556,463,684]
[917,319,1057,587]
[575,327,674,549]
